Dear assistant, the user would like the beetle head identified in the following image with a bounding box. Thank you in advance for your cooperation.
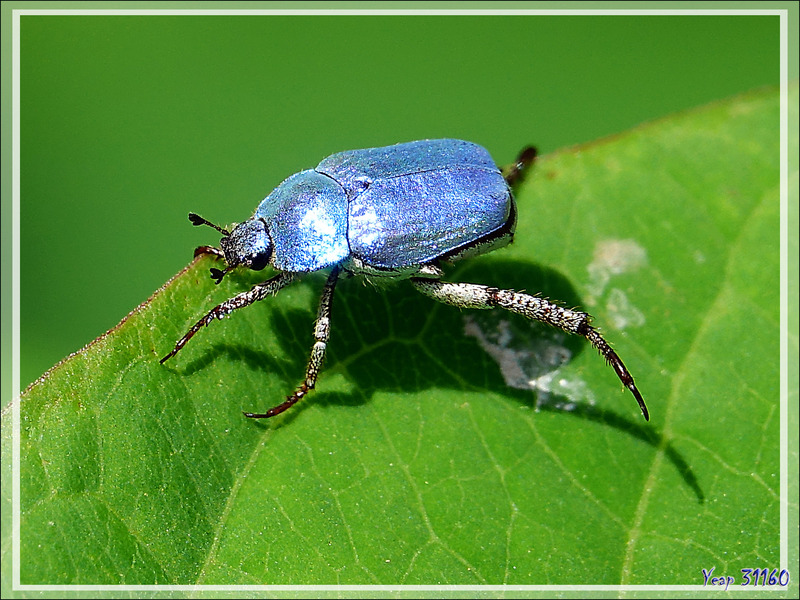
[220,218,272,272]
[189,213,272,284]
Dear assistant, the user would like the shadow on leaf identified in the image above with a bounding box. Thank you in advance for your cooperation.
[197,256,702,503]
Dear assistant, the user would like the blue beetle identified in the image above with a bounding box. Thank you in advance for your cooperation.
[162,139,648,421]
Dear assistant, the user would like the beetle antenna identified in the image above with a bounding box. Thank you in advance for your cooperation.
[188,213,231,236]
[209,266,233,285]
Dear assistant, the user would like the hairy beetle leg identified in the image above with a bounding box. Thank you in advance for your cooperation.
[160,271,295,364]
[244,267,341,419]
[193,245,226,259]
[412,278,649,421]
[503,145,538,186]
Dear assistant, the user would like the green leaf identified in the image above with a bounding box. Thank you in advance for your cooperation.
[7,85,788,586]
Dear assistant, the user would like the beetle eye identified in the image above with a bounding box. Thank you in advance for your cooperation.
[247,250,270,271]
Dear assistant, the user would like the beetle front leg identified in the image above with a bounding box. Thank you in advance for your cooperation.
[244,266,341,419]
[161,271,296,363]
[411,278,649,421]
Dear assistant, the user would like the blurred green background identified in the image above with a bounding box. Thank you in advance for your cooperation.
[20,11,780,389]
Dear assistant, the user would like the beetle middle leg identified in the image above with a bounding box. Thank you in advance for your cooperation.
[244,266,341,419]
[411,278,649,420]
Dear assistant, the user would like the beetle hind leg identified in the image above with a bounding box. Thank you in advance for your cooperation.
[503,146,538,186]
[411,278,648,421]
[244,266,341,419]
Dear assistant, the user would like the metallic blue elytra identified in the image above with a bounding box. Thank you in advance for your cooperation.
[317,139,511,270]
[163,140,650,423]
